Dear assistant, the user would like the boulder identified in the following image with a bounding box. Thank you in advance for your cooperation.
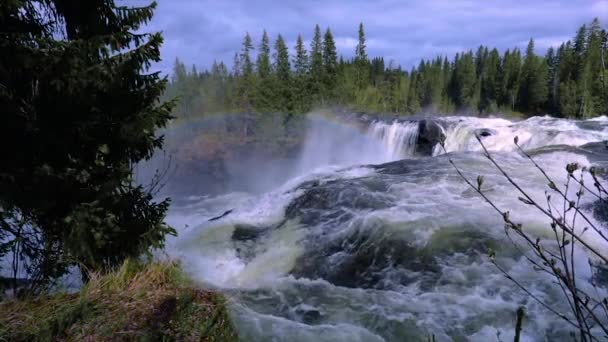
[416,120,446,155]
[475,128,497,138]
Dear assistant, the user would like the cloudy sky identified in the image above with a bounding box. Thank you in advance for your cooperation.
[143,0,608,75]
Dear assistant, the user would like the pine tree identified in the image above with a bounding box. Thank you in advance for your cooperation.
[240,33,254,77]
[500,49,522,111]
[480,48,501,112]
[574,24,593,118]
[355,22,368,63]
[557,41,578,117]
[1,0,174,280]
[257,30,271,78]
[294,34,309,76]
[546,47,560,114]
[255,30,273,112]
[574,25,588,80]
[273,34,292,112]
[355,22,370,88]
[232,52,241,77]
[293,34,311,112]
[322,28,338,101]
[454,51,477,109]
[584,18,605,116]
[441,56,452,111]
[519,39,548,114]
[407,69,421,113]
[310,24,324,102]
[235,32,255,111]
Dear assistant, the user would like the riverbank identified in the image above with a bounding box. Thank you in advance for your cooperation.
[0,261,237,341]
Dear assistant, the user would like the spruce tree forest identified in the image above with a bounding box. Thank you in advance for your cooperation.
[168,20,607,119]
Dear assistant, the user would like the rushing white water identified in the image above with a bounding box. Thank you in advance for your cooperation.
[166,114,608,341]
[440,115,608,154]
[368,121,420,160]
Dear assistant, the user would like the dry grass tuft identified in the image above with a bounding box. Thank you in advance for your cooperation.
[0,260,237,342]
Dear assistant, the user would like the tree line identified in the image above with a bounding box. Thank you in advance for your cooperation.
[168,19,607,118]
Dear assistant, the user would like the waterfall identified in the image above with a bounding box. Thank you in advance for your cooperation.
[368,121,420,160]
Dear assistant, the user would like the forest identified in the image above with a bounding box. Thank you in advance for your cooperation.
[167,20,608,119]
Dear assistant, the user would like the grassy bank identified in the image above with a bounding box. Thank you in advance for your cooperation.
[0,261,237,341]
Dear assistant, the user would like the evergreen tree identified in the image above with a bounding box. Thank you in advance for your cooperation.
[407,69,421,112]
[257,30,271,78]
[500,49,522,111]
[454,51,478,109]
[584,19,606,116]
[557,41,578,117]
[519,39,548,113]
[441,57,453,111]
[235,32,255,110]
[1,0,174,281]
[574,24,592,117]
[480,48,501,112]
[310,24,324,102]
[240,33,254,77]
[355,22,370,88]
[294,34,309,76]
[273,34,292,112]
[546,47,560,114]
[322,28,338,100]
[255,30,273,111]
[293,34,311,112]
[355,22,368,63]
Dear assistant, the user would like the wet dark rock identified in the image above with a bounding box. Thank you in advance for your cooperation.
[296,308,323,324]
[285,178,393,226]
[576,120,608,132]
[416,120,446,156]
[592,200,608,225]
[232,224,267,241]
[475,128,497,138]
[232,224,271,262]
[580,141,608,155]
[291,225,438,290]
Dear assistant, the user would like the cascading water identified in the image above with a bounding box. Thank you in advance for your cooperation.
[368,121,420,160]
[165,114,608,341]
[439,115,608,154]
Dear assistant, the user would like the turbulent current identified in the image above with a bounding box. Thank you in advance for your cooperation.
[165,114,608,341]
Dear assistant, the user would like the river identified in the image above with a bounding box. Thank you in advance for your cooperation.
[164,114,608,341]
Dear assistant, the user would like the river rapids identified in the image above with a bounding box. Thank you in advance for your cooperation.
[165,114,608,341]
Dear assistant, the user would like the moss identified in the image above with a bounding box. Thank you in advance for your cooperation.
[0,261,238,342]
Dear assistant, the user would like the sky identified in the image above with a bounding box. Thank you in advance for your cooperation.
[142,0,608,75]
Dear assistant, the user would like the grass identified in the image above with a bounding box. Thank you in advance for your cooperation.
[0,260,238,342]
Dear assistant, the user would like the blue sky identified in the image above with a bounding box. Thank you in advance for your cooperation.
[143,0,608,74]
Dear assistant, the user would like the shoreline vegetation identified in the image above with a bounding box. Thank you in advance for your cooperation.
[166,19,607,121]
[1,1,236,341]
[0,261,237,342]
